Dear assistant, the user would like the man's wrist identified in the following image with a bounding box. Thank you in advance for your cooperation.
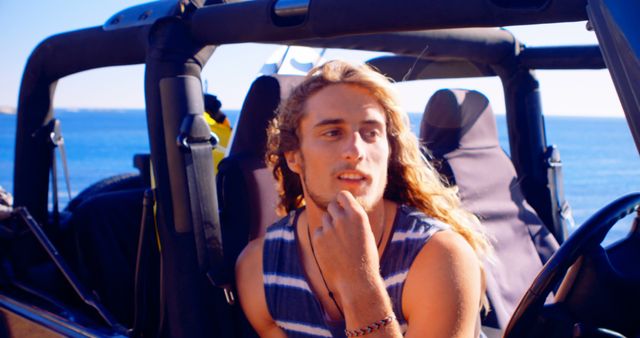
[337,274,395,328]
[335,270,384,302]
[345,314,397,337]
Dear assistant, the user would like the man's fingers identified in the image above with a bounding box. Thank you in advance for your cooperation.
[321,212,333,229]
[326,199,342,219]
[335,191,353,208]
[336,191,363,215]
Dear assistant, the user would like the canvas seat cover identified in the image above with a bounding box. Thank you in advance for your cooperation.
[217,75,303,276]
[420,89,559,330]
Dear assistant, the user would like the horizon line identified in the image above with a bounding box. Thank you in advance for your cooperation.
[0,105,627,118]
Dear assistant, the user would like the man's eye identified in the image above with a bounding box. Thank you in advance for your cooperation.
[322,129,340,137]
[363,129,381,140]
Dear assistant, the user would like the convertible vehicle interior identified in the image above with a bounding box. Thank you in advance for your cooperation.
[1,0,639,337]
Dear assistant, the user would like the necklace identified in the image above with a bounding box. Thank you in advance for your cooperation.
[306,204,387,318]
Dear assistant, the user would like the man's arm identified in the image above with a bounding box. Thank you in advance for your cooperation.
[402,230,483,338]
[310,191,482,337]
[312,192,403,337]
[235,238,286,337]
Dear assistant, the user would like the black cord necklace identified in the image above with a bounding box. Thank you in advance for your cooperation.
[306,206,387,319]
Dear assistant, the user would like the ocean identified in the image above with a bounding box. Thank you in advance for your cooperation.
[1,109,639,245]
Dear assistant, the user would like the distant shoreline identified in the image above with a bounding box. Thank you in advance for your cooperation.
[0,106,16,115]
[0,106,627,119]
[0,107,147,115]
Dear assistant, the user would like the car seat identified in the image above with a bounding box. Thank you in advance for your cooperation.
[216,74,303,337]
[420,88,560,332]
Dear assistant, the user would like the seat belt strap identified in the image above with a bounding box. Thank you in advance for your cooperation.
[179,122,234,304]
[40,119,72,223]
[545,145,574,243]
[50,139,59,221]
[49,119,72,200]
[57,137,72,201]
[184,140,223,270]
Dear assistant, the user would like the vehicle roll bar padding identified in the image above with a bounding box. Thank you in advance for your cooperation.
[144,16,224,337]
[519,45,606,69]
[499,67,559,238]
[14,24,148,225]
[274,0,309,18]
[160,75,228,287]
[158,75,210,234]
[192,0,587,45]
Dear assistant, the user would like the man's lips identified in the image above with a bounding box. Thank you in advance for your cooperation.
[335,170,370,182]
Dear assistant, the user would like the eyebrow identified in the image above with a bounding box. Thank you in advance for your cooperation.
[312,118,384,129]
[313,118,344,128]
[362,119,385,128]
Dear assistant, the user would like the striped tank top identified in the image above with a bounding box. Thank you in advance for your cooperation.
[263,204,450,337]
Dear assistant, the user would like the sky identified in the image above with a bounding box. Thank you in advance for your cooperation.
[0,1,624,116]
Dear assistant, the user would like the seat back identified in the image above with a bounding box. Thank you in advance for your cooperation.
[420,89,559,330]
[214,75,302,337]
[217,74,303,271]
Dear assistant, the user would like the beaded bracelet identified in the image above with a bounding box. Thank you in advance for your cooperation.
[344,314,396,337]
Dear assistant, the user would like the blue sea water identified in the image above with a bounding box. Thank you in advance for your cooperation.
[1,109,639,244]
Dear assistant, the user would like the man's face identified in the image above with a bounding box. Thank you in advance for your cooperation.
[285,83,390,211]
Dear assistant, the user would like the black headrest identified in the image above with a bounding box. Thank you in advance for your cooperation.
[204,93,222,114]
[229,75,304,157]
[420,89,499,157]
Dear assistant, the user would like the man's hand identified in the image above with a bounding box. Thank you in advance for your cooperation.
[310,191,381,303]
[310,191,402,337]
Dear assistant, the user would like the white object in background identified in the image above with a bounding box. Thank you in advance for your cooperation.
[260,46,326,75]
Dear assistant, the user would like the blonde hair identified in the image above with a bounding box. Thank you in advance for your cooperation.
[266,60,490,260]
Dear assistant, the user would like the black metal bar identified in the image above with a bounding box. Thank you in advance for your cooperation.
[274,0,309,18]
[519,45,605,69]
[0,293,127,338]
[192,0,588,45]
[144,14,220,337]
[132,189,161,337]
[14,25,148,225]
[502,69,556,234]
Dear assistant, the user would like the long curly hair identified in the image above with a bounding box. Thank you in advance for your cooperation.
[265,60,490,258]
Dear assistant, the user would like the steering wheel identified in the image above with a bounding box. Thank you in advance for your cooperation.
[504,193,640,338]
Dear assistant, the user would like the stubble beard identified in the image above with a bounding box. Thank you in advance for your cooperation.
[300,162,382,213]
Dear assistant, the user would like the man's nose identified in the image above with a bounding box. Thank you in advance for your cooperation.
[342,132,365,161]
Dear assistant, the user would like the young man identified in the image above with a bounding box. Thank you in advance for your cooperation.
[236,61,489,337]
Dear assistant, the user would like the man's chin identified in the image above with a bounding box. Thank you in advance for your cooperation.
[351,194,378,212]
[306,187,380,212]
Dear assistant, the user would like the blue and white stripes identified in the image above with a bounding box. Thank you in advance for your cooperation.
[390,218,449,243]
[263,205,448,337]
[264,273,313,293]
[384,270,409,289]
[275,320,333,337]
[265,227,295,241]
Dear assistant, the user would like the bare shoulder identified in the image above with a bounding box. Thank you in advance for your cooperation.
[402,230,483,338]
[417,229,479,269]
[236,236,264,274]
[235,237,286,337]
[235,237,265,313]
